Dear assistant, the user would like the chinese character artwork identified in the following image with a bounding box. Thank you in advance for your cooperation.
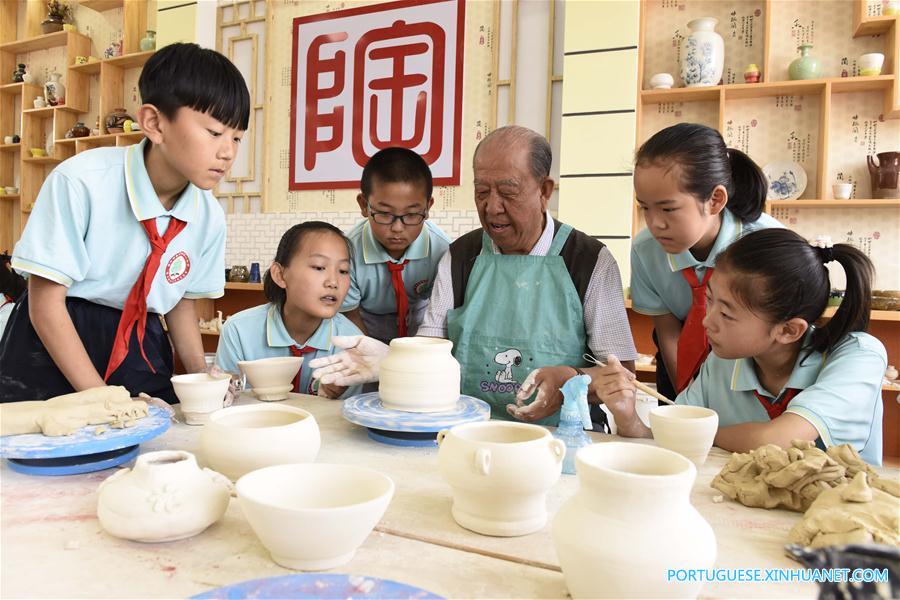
[290,0,464,190]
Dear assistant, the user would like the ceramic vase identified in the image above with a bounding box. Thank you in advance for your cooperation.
[43,70,64,106]
[553,443,716,599]
[105,108,132,133]
[379,337,460,412]
[744,63,761,83]
[867,152,900,199]
[140,30,157,51]
[21,66,34,85]
[97,450,231,543]
[12,64,25,83]
[649,73,674,89]
[680,17,724,87]
[789,45,821,80]
[437,421,565,536]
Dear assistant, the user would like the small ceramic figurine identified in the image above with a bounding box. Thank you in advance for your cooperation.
[12,64,25,83]
[744,63,761,83]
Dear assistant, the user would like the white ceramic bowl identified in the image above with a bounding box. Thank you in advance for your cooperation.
[170,373,231,425]
[649,72,674,89]
[858,53,884,76]
[238,356,302,401]
[237,463,394,570]
[832,182,853,200]
[649,405,719,465]
[200,404,320,480]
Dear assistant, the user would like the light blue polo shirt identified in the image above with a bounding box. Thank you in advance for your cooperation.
[215,303,362,399]
[631,209,782,319]
[341,218,450,320]
[12,139,225,313]
[677,331,886,465]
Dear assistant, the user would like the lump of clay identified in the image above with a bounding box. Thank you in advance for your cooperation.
[0,386,148,437]
[789,472,899,548]
[711,440,887,512]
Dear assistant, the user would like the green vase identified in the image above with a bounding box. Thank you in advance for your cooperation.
[789,44,820,80]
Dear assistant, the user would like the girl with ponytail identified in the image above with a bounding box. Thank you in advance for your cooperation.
[630,123,784,400]
[594,228,886,465]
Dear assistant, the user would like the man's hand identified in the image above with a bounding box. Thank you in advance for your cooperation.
[506,366,577,422]
[309,335,390,386]
[589,355,651,438]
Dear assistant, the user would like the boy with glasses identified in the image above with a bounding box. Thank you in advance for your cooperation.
[341,147,450,343]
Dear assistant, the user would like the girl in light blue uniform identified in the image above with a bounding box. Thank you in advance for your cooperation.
[216,222,362,399]
[630,124,782,399]
[594,228,885,466]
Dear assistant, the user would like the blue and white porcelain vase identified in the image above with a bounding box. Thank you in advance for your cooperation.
[680,17,724,88]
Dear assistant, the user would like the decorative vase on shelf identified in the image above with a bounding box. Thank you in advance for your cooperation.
[41,17,64,35]
[33,96,46,109]
[105,108,133,134]
[65,122,89,139]
[140,30,157,52]
[680,17,724,88]
[21,66,34,84]
[43,70,64,107]
[744,63,761,83]
[12,64,25,83]
[867,152,900,199]
[789,44,821,80]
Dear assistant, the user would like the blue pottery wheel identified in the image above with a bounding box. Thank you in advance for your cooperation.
[342,392,490,447]
[192,573,444,599]
[1,404,170,475]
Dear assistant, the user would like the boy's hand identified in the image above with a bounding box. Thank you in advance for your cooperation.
[309,335,389,386]
[506,366,577,422]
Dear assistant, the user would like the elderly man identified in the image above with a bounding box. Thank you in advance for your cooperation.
[312,126,636,425]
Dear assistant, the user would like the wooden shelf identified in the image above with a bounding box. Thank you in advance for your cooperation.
[72,131,144,144]
[854,15,898,37]
[0,143,20,153]
[200,330,221,337]
[767,199,900,208]
[79,0,124,11]
[0,82,41,96]
[0,195,20,200]
[70,51,155,74]
[0,31,87,54]
[22,156,61,165]
[224,282,264,291]
[641,76,895,104]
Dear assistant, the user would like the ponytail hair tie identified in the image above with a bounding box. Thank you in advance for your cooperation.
[815,245,835,264]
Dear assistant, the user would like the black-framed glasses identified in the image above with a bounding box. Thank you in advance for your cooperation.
[367,203,428,226]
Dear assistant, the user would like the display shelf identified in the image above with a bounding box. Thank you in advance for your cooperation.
[22,156,61,165]
[641,76,894,104]
[853,14,898,37]
[0,194,19,200]
[0,82,41,96]
[0,143,20,153]
[70,51,155,74]
[224,282,265,291]
[0,31,86,54]
[79,0,125,11]
[767,199,900,208]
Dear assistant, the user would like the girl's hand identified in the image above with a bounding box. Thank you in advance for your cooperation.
[507,366,577,422]
[589,355,639,425]
[317,381,346,399]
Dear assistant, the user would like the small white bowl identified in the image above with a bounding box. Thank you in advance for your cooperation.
[170,373,230,425]
[832,182,853,200]
[858,53,884,76]
[4,186,18,195]
[649,405,719,465]
[649,72,675,90]
[238,356,302,401]
[237,463,394,570]
[200,404,320,480]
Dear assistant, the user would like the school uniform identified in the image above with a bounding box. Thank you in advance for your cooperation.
[0,139,225,403]
[0,294,14,342]
[677,331,886,466]
[216,303,363,398]
[630,208,782,397]
[341,219,450,343]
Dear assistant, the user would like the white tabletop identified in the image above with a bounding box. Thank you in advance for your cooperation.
[3,393,892,598]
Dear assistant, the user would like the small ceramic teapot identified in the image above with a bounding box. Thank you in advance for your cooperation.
[97,450,231,542]
[65,122,89,138]
[229,264,250,282]
[867,152,900,199]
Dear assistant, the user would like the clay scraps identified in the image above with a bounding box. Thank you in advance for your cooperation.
[0,386,148,437]
[710,440,896,513]
[788,471,899,548]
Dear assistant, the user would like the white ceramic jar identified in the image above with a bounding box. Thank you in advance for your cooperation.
[200,403,320,481]
[649,72,675,89]
[437,421,565,536]
[97,450,231,543]
[680,17,724,87]
[379,337,460,412]
[553,443,716,599]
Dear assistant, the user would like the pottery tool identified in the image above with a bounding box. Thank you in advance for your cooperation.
[582,354,676,405]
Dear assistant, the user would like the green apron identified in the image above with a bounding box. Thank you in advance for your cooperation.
[447,224,589,426]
